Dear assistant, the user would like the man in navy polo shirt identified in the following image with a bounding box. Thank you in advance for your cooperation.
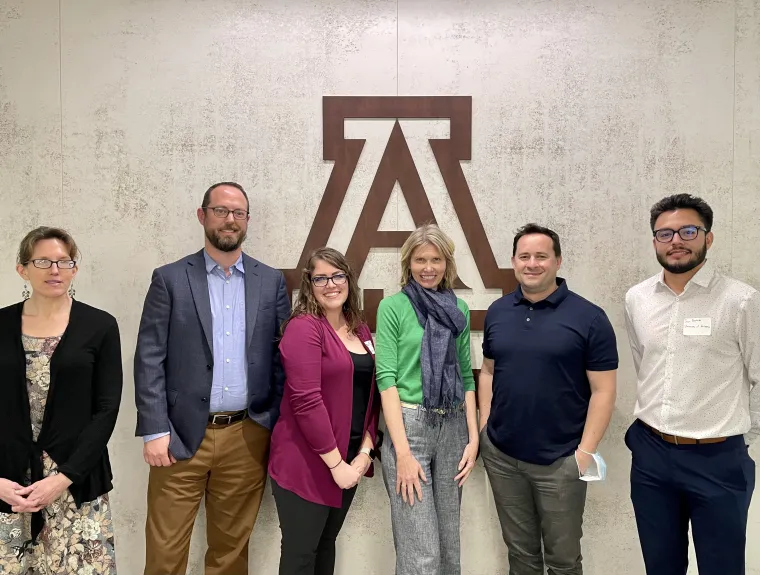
[478,223,618,575]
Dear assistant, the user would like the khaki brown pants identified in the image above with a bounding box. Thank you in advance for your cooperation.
[144,418,271,575]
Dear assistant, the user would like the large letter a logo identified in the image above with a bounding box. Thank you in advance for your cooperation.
[280,96,518,331]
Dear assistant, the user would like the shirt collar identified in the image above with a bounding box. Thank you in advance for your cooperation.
[512,277,569,307]
[656,260,714,291]
[203,249,245,275]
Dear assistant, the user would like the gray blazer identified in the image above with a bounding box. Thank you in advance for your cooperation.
[134,249,290,460]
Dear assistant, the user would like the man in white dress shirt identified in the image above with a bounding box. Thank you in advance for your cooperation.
[624,193,759,575]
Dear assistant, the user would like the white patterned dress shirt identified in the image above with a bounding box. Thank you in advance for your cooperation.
[624,262,760,443]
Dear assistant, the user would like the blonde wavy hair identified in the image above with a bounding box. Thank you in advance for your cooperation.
[281,247,363,335]
[400,223,457,290]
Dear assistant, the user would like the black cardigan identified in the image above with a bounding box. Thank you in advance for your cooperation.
[0,300,122,540]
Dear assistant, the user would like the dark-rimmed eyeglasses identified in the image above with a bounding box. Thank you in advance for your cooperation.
[204,206,249,220]
[653,225,707,243]
[25,259,77,269]
[311,273,347,287]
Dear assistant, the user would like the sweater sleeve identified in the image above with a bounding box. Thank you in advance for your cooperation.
[456,300,475,392]
[279,316,337,455]
[57,318,123,484]
[375,297,399,392]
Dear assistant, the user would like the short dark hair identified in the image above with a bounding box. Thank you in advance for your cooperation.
[512,223,562,257]
[649,193,713,232]
[201,181,249,211]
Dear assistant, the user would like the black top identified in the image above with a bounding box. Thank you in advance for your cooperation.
[482,279,618,465]
[348,351,375,457]
[0,300,123,539]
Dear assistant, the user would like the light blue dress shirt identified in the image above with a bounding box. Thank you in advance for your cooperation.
[143,250,248,443]
[204,250,248,412]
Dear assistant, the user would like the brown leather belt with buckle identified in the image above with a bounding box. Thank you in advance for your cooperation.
[208,410,247,426]
[640,421,726,445]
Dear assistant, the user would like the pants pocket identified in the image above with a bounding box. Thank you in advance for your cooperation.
[740,447,756,493]
[569,452,581,479]
[624,422,634,450]
[479,426,491,457]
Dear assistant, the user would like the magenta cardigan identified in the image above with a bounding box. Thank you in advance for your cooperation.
[268,314,380,508]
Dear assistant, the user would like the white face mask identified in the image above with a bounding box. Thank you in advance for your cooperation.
[576,450,607,482]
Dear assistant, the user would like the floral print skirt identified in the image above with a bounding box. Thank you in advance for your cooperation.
[0,454,116,575]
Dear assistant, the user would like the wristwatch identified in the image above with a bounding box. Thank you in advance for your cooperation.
[359,447,376,460]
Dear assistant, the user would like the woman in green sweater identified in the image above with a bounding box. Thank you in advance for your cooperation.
[376,223,478,575]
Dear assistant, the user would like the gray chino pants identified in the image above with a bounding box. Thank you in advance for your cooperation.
[381,404,468,575]
[480,428,588,575]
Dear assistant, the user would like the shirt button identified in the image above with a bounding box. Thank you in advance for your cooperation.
[224,386,229,391]
[226,280,230,284]
[526,318,531,322]
[226,358,230,363]
[226,331,230,336]
[226,305,230,309]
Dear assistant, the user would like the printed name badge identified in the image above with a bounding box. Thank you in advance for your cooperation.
[364,340,375,354]
[683,317,711,336]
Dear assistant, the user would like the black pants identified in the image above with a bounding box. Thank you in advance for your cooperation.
[271,478,358,575]
[626,419,755,575]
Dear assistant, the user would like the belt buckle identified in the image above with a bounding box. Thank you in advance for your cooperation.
[660,430,679,445]
[212,414,232,425]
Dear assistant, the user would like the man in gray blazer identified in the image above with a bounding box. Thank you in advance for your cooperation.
[134,181,290,575]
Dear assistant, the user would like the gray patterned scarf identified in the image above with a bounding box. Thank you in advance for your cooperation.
[402,279,466,417]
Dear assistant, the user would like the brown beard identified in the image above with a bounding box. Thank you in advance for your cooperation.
[657,242,707,274]
[206,226,246,252]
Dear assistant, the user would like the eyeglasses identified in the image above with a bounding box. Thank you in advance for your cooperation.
[653,225,707,243]
[25,259,77,269]
[311,273,347,287]
[204,206,249,220]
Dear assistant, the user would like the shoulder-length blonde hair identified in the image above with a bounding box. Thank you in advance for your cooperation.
[400,223,458,290]
[282,247,363,335]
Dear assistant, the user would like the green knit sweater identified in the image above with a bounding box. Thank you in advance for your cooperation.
[375,291,475,404]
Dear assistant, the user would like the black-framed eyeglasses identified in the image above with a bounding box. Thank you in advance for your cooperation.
[25,259,77,269]
[204,206,249,220]
[310,273,348,287]
[653,225,707,243]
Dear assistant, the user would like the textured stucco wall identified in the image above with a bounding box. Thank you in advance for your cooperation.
[1,1,759,573]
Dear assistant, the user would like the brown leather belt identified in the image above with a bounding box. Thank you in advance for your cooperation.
[208,410,247,426]
[640,421,726,445]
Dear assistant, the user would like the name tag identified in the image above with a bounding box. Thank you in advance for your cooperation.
[364,340,375,354]
[683,317,711,336]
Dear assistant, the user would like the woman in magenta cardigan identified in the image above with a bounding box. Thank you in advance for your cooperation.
[268,247,381,575]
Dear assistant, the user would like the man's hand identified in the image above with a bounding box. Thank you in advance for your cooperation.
[143,435,176,467]
[575,449,594,475]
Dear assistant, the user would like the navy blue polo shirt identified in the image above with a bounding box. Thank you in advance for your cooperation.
[483,279,618,465]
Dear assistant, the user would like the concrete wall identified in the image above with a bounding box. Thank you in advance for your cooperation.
[1,1,758,573]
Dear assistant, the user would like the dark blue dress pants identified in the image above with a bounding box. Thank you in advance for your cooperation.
[625,419,755,575]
